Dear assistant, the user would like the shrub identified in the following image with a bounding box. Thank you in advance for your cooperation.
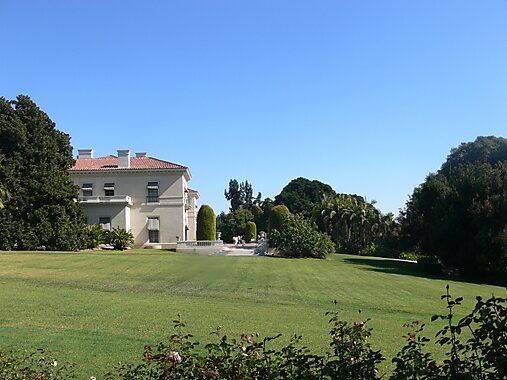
[398,251,422,261]
[0,349,76,379]
[82,225,106,249]
[3,290,507,379]
[392,286,507,379]
[105,227,134,250]
[269,214,335,258]
[358,244,400,258]
[106,310,382,380]
[197,205,216,240]
[267,205,289,236]
[216,209,253,243]
[416,257,443,275]
[244,221,257,243]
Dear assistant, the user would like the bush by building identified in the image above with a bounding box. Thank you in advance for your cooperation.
[105,227,134,250]
[269,214,335,258]
[197,205,216,240]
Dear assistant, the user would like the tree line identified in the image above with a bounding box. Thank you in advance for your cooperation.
[1,95,506,277]
[218,136,507,277]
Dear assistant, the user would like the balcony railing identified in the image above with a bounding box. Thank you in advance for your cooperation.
[79,195,133,206]
[146,196,159,203]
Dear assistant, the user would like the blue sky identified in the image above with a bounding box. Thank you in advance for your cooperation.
[2,1,506,215]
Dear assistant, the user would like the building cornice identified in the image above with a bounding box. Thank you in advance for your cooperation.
[69,168,190,176]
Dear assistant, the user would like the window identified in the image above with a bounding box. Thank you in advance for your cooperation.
[99,217,111,231]
[147,182,159,202]
[82,183,93,196]
[149,230,159,243]
[147,217,159,243]
[104,183,115,196]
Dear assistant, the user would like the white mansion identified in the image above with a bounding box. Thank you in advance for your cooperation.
[69,149,199,248]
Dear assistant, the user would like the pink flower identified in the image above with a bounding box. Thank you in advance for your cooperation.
[166,351,182,363]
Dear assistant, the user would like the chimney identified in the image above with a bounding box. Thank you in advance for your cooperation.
[117,150,131,168]
[78,149,93,159]
[136,152,147,158]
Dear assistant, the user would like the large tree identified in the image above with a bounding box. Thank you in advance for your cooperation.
[0,95,84,250]
[274,177,335,218]
[217,208,255,243]
[400,136,507,276]
[224,179,260,212]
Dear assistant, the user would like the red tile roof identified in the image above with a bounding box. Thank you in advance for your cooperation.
[69,155,188,171]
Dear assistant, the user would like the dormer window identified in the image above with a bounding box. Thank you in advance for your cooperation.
[147,182,159,203]
[104,183,115,196]
[82,183,93,197]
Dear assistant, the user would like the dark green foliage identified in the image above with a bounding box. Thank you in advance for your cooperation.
[358,244,400,258]
[197,205,217,240]
[82,224,106,249]
[0,96,84,250]
[269,214,336,258]
[0,184,10,209]
[440,135,507,176]
[390,321,440,379]
[224,179,243,211]
[105,227,134,250]
[220,179,264,242]
[316,194,394,254]
[400,136,507,276]
[253,197,273,234]
[244,221,256,243]
[275,177,336,218]
[224,179,259,212]
[416,257,443,275]
[268,204,289,235]
[217,209,253,243]
[392,287,507,379]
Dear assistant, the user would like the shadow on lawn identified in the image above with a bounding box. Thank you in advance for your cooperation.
[342,256,505,287]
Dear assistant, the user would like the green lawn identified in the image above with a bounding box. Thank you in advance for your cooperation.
[0,251,504,378]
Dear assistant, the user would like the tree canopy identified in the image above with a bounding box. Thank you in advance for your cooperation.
[217,208,254,243]
[274,177,335,218]
[224,179,261,212]
[0,95,84,250]
[219,179,265,242]
[400,136,507,276]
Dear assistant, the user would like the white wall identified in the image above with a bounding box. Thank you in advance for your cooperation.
[71,169,193,246]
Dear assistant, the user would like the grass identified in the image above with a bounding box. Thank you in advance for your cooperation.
[0,250,504,378]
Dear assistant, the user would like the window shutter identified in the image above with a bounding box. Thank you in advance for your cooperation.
[100,222,111,231]
[148,217,159,231]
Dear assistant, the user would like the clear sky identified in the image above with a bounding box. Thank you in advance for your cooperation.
[1,1,506,215]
